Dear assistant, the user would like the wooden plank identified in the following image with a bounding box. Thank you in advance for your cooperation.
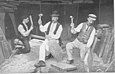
[103,29,114,64]
[2,41,12,59]
[30,34,45,40]
[51,62,77,72]
[91,36,98,53]
[102,29,113,64]
[99,29,110,57]
[0,13,5,35]
[0,25,12,59]
[0,42,5,65]
[105,59,115,72]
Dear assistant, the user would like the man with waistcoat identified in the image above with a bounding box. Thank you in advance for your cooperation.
[66,14,96,64]
[18,15,33,53]
[34,11,63,67]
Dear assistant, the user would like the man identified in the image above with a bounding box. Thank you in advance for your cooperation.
[66,14,96,64]
[34,11,63,67]
[18,15,33,53]
[11,38,24,55]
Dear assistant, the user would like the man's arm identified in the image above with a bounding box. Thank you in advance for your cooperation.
[71,23,83,34]
[86,28,96,48]
[18,24,33,37]
[39,22,50,32]
[52,25,63,39]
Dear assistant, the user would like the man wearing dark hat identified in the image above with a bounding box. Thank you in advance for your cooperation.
[66,14,97,65]
[34,11,63,67]
[18,15,33,53]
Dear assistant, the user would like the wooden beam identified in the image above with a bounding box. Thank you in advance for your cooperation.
[1,6,15,12]
[30,34,45,40]
[0,2,17,8]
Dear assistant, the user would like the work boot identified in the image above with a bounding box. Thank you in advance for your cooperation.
[34,60,46,68]
[66,59,74,64]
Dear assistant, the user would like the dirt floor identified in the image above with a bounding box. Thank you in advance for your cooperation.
[0,41,114,73]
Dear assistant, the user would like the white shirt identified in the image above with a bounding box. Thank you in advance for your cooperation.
[40,21,63,40]
[18,24,30,37]
[71,23,96,48]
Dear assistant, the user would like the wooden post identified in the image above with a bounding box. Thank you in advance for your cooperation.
[102,29,113,64]
[8,13,18,36]
[99,28,109,57]
[0,13,5,35]
[0,41,5,65]
[114,0,115,60]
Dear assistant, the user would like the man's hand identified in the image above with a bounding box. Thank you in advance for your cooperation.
[70,23,74,28]
[38,19,42,25]
[46,35,52,40]
[30,26,33,30]
[38,13,43,26]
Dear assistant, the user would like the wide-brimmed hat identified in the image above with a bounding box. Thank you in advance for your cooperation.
[88,14,97,21]
[51,11,59,17]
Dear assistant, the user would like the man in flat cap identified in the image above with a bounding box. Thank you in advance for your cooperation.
[66,14,97,64]
[34,11,63,67]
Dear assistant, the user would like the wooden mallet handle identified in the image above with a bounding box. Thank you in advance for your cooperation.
[70,16,74,27]
[29,15,33,27]
[70,16,74,23]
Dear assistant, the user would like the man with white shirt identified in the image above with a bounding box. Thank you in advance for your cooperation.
[18,15,33,53]
[34,11,63,67]
[66,14,96,64]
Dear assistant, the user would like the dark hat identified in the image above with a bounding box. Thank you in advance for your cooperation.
[20,15,29,22]
[51,11,59,17]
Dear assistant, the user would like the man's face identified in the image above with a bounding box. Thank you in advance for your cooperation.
[23,17,29,23]
[87,17,95,24]
[52,16,58,22]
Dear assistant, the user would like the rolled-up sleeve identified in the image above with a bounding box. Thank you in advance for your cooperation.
[18,24,32,37]
[40,22,50,32]
[52,25,63,39]
[71,23,83,34]
[18,25,27,36]
[86,28,96,48]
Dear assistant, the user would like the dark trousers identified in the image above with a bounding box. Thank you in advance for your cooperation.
[20,37,30,53]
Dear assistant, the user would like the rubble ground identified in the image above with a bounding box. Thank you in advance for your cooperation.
[0,41,114,73]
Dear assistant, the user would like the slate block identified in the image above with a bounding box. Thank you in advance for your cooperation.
[51,62,77,72]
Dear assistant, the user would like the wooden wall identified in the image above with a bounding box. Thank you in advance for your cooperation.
[13,3,99,41]
[4,0,113,41]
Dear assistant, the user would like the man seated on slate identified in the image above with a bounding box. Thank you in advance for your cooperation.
[34,11,63,67]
